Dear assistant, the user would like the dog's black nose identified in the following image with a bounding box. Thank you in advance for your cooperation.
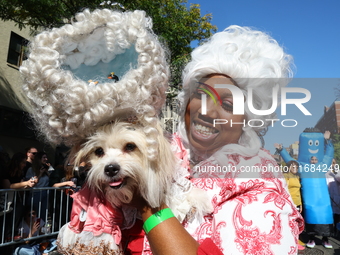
[104,164,120,177]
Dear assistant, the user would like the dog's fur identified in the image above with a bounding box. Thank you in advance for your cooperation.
[73,120,212,220]
[57,120,212,254]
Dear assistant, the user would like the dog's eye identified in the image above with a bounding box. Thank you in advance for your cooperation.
[124,143,136,152]
[94,147,105,157]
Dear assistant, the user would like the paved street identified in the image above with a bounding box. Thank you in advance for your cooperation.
[45,234,340,255]
[22,233,340,255]
[300,232,340,255]
[4,230,340,254]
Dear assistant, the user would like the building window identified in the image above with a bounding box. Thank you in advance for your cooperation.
[7,32,28,67]
[0,106,37,139]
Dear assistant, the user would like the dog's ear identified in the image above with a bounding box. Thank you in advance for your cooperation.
[73,141,93,168]
[142,123,177,208]
[155,130,176,177]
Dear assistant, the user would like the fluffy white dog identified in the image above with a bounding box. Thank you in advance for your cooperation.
[76,120,212,217]
[57,120,212,254]
[75,121,175,209]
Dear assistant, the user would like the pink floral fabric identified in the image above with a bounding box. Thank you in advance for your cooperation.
[69,186,124,244]
[141,134,304,254]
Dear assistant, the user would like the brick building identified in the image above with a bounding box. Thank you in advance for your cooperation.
[315,101,340,134]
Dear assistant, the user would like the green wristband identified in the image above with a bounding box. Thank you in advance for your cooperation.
[143,208,175,234]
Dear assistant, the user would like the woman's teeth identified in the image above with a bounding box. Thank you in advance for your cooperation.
[194,123,218,135]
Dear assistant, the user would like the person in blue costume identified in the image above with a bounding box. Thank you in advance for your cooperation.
[275,128,334,249]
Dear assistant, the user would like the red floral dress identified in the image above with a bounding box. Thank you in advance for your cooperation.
[136,134,304,255]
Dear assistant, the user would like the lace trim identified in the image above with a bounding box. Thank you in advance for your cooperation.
[57,238,123,255]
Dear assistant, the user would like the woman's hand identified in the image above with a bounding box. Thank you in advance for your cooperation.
[125,191,198,255]
[39,167,47,176]
[324,130,331,140]
[25,179,36,188]
[274,143,282,150]
[29,221,40,238]
[64,181,76,187]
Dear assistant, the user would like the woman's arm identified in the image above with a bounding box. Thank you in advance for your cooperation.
[140,205,199,255]
[52,180,75,188]
[10,179,35,189]
[274,143,295,163]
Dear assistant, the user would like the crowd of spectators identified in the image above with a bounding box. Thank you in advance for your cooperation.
[0,146,80,253]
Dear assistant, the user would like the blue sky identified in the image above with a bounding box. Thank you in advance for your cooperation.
[189,0,340,153]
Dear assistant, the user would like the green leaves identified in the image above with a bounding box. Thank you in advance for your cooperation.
[332,133,340,162]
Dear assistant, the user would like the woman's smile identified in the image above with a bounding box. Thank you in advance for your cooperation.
[191,120,219,140]
[185,74,245,156]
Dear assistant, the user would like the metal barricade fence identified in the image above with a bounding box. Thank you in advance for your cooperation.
[0,186,75,248]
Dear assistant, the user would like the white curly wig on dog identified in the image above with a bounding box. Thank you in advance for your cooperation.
[177,25,294,157]
[20,8,169,159]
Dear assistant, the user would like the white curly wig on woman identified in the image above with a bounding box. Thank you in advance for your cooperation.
[20,8,169,159]
[177,25,294,158]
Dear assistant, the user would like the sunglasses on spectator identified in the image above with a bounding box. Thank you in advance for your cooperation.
[31,152,37,155]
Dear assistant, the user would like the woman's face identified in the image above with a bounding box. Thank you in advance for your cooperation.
[289,163,298,174]
[332,159,338,172]
[19,159,26,170]
[25,210,37,221]
[41,155,48,164]
[185,75,245,156]
[310,156,318,164]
